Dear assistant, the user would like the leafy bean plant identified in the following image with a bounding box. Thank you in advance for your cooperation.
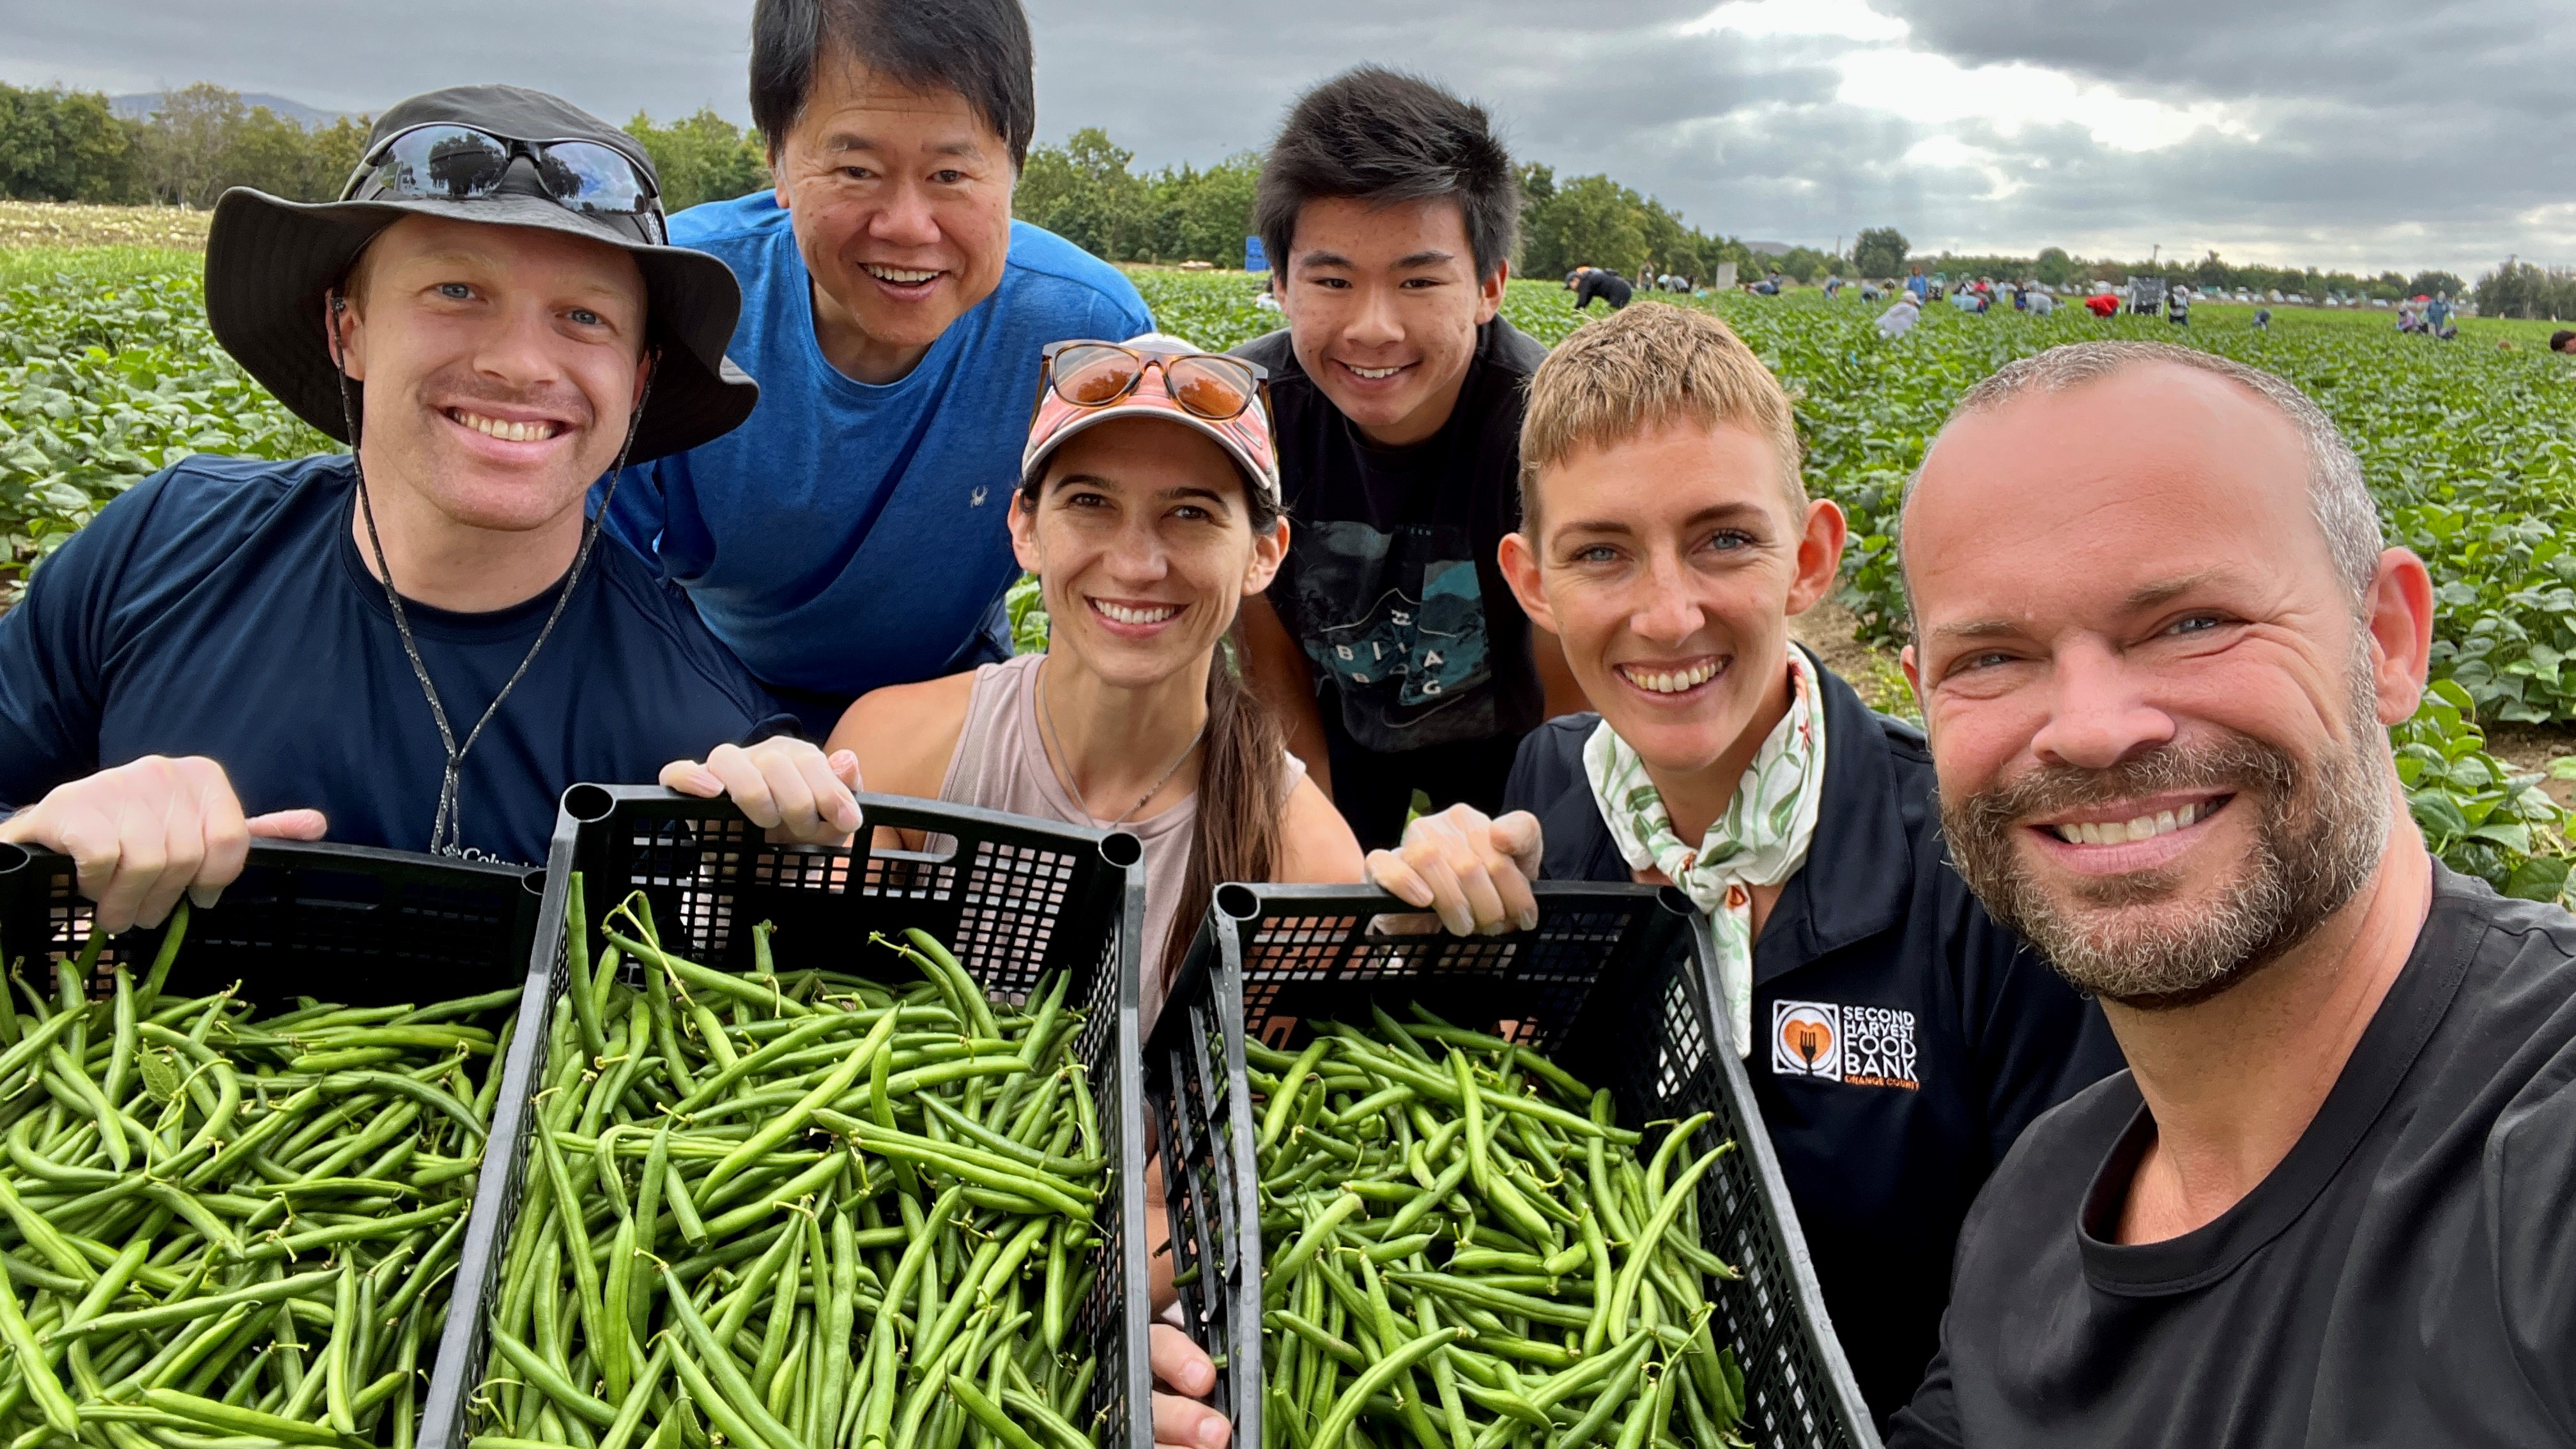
[8,258,2570,898]
[2394,679,2575,903]
[1,268,326,605]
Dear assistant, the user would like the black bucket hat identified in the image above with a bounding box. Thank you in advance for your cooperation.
[205,84,756,463]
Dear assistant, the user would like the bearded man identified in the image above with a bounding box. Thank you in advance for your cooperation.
[1886,339,2576,1446]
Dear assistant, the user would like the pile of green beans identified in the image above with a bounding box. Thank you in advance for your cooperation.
[471,880,1107,1449]
[0,901,518,1449]
[1247,1005,1747,1449]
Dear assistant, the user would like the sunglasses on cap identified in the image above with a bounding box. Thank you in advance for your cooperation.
[1036,340,1268,424]
[344,124,667,245]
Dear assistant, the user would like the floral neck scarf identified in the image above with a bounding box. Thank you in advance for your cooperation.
[1583,646,1828,1057]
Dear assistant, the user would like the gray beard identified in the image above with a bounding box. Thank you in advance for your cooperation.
[1939,676,2391,1010]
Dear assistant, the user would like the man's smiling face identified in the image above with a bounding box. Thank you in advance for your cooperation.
[1275,195,1504,448]
[773,62,1015,383]
[335,213,650,535]
[1901,362,2414,1005]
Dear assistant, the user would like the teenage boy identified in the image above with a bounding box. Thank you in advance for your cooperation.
[603,0,1153,733]
[1887,342,2576,1446]
[0,86,803,923]
[1365,303,2122,1424]
[1235,66,1582,849]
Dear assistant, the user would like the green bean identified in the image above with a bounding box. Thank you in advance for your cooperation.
[1248,1018,1745,1449]
[482,887,1107,1449]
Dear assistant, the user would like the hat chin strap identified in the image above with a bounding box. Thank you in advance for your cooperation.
[325,288,661,857]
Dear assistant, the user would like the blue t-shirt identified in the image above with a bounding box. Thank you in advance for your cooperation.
[603,193,1153,731]
[0,455,788,868]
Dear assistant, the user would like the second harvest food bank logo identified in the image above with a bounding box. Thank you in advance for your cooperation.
[1772,1000,1920,1089]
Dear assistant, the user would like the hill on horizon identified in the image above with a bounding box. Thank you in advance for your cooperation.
[111,91,356,126]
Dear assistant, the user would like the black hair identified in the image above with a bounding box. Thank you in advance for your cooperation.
[749,0,1036,168]
[2554,329,2575,353]
[1255,66,1519,283]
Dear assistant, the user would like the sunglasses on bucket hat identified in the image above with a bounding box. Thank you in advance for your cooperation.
[1034,339,1268,424]
[344,123,666,244]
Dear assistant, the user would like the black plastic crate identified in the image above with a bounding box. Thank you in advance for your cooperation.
[0,836,546,1446]
[420,783,1154,1449]
[0,838,544,1006]
[1143,882,1880,1449]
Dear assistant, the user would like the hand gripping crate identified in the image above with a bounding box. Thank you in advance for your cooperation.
[1142,882,1879,1449]
[420,784,1154,1449]
[0,838,544,1004]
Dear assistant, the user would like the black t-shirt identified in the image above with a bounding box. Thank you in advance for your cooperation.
[1573,271,1633,309]
[1234,319,1549,756]
[1507,654,2126,1424]
[1890,865,2576,1448]
[0,455,789,866]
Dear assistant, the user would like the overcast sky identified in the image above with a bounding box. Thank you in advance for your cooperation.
[3,0,2563,278]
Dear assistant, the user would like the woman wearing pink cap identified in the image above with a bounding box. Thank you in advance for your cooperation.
[668,332,1363,1023]
[833,331,1363,1015]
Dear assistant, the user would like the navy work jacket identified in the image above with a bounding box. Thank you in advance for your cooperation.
[1506,654,2126,1425]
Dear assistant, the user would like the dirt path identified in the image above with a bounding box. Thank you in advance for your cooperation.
[1791,600,1918,719]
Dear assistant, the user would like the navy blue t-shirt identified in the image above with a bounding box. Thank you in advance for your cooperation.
[0,455,788,867]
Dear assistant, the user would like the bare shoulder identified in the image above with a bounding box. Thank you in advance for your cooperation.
[1276,771,1366,884]
[829,672,979,800]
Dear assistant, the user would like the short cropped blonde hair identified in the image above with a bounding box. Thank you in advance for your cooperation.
[1518,302,1805,528]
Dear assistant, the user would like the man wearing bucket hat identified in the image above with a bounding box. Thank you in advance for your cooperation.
[0,84,808,930]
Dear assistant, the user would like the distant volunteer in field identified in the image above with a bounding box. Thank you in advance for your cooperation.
[0,85,796,917]
[1570,265,1634,311]
[1888,344,2576,1447]
[668,334,1366,1020]
[1876,292,1922,339]
[1363,304,2122,1425]
[1233,66,1586,850]
[602,0,1153,735]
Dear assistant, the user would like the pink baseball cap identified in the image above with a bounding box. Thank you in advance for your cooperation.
[1022,332,1282,510]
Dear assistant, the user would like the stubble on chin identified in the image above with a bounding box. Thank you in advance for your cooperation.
[1940,723,2389,1010]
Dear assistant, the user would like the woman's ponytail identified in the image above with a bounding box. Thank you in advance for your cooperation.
[1163,633,1290,988]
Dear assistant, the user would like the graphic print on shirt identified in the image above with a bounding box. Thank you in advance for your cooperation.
[1772,1000,1920,1089]
[1289,519,1498,751]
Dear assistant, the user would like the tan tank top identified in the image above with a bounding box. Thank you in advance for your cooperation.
[937,653,1307,1027]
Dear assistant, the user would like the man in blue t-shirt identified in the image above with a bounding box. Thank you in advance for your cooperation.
[601,0,1152,734]
[0,85,827,928]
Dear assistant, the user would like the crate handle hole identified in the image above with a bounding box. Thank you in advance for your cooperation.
[1215,882,1261,921]
[1101,831,1144,871]
[0,843,27,877]
[565,784,616,824]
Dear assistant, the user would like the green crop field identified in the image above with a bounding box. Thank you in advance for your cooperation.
[4,236,2570,900]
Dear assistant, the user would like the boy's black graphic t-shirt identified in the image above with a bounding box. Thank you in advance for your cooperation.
[1234,319,1549,755]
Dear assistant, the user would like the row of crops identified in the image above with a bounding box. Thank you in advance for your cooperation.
[3,258,2571,898]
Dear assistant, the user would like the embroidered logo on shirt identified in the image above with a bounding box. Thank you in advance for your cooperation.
[1772,1000,1919,1089]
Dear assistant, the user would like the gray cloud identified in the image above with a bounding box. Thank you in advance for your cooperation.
[1871,0,2568,115]
[0,0,2561,277]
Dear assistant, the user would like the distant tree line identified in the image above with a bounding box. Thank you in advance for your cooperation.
[1009,129,1262,267]
[3,87,2534,304]
[0,82,771,215]
[1009,128,1759,280]
[2472,260,2576,322]
[0,82,369,207]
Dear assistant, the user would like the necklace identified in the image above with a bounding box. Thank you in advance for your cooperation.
[1034,654,1207,829]
[333,354,652,857]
